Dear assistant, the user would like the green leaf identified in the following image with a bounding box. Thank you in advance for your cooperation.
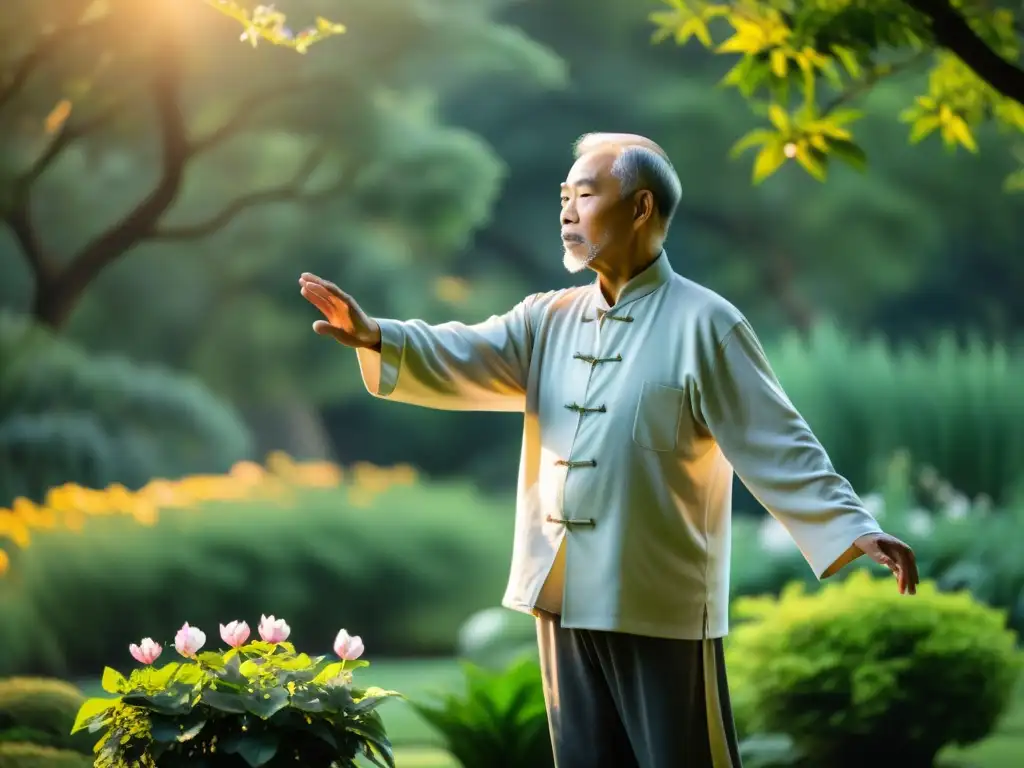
[819,60,843,89]
[826,109,864,127]
[751,141,787,184]
[1003,168,1024,192]
[175,664,204,685]
[217,655,246,686]
[729,129,777,158]
[831,46,861,78]
[946,115,978,152]
[351,711,395,768]
[197,651,226,669]
[244,686,290,719]
[770,48,788,78]
[908,115,941,144]
[144,662,182,689]
[148,716,182,744]
[101,667,129,694]
[123,688,192,716]
[239,659,263,678]
[793,144,828,182]
[71,697,117,734]
[290,688,328,713]
[767,104,790,131]
[223,732,280,767]
[201,689,249,714]
[828,139,868,172]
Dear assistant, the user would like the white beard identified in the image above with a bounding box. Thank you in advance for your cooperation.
[562,235,604,274]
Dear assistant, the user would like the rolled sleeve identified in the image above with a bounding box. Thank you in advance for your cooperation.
[356,319,406,398]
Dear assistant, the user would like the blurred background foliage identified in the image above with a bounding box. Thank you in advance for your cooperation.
[2,0,1024,766]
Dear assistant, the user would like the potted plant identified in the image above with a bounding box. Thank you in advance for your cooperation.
[71,615,402,767]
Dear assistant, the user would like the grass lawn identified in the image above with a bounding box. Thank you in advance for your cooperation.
[78,657,1024,768]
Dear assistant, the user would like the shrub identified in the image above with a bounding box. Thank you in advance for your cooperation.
[729,452,1024,639]
[0,476,513,677]
[411,655,552,768]
[0,742,91,768]
[0,312,253,507]
[0,678,92,754]
[73,617,400,768]
[455,607,537,669]
[726,570,1023,767]
[764,323,1024,504]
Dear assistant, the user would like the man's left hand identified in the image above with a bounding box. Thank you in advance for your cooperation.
[854,532,919,595]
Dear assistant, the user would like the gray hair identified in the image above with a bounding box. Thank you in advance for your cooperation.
[573,133,682,227]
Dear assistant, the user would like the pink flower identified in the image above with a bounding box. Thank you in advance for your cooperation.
[129,638,162,665]
[333,629,364,661]
[219,620,250,648]
[174,622,206,658]
[258,614,290,643]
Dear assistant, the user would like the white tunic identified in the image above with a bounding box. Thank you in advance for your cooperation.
[356,252,881,639]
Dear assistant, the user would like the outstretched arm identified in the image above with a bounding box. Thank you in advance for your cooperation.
[299,272,536,413]
[356,300,536,413]
[698,319,919,593]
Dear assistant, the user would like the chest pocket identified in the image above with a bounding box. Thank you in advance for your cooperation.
[631,381,686,452]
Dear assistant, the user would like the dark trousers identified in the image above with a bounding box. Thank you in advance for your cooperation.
[536,610,744,768]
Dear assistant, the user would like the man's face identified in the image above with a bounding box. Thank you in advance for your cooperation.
[559,150,632,274]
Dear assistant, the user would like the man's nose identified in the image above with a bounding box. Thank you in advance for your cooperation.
[561,204,577,225]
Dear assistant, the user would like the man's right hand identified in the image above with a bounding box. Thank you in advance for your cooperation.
[299,273,382,349]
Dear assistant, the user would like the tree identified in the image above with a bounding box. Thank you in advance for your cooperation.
[0,0,561,332]
[650,0,1024,188]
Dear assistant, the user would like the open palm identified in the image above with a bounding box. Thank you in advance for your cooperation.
[298,273,380,349]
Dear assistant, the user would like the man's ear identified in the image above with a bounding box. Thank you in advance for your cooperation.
[633,190,655,227]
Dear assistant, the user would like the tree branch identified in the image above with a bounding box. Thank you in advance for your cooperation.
[149,145,342,241]
[903,0,1024,103]
[0,13,114,114]
[822,51,931,114]
[5,202,52,284]
[190,74,352,156]
[47,37,190,325]
[16,99,126,189]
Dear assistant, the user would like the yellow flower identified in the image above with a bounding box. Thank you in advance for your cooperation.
[0,510,31,548]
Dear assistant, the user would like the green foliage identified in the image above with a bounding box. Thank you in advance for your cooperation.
[74,637,401,768]
[0,0,565,396]
[0,480,512,677]
[411,656,552,768]
[731,451,1024,638]
[202,1,346,52]
[0,741,91,768]
[726,570,1023,766]
[0,678,92,755]
[0,313,253,505]
[764,323,1024,504]
[650,0,1024,187]
[455,608,537,669]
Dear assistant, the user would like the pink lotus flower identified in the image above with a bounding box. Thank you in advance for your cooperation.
[333,629,364,661]
[174,622,206,658]
[219,620,250,648]
[258,614,290,643]
[129,638,162,665]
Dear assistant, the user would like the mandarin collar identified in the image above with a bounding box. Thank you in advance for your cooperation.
[593,250,673,312]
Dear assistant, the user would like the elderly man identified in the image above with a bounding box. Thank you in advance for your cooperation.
[299,132,919,768]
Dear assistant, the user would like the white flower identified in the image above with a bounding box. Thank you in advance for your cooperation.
[861,492,886,520]
[758,516,797,554]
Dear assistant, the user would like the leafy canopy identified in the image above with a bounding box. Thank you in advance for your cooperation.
[650,0,1024,189]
